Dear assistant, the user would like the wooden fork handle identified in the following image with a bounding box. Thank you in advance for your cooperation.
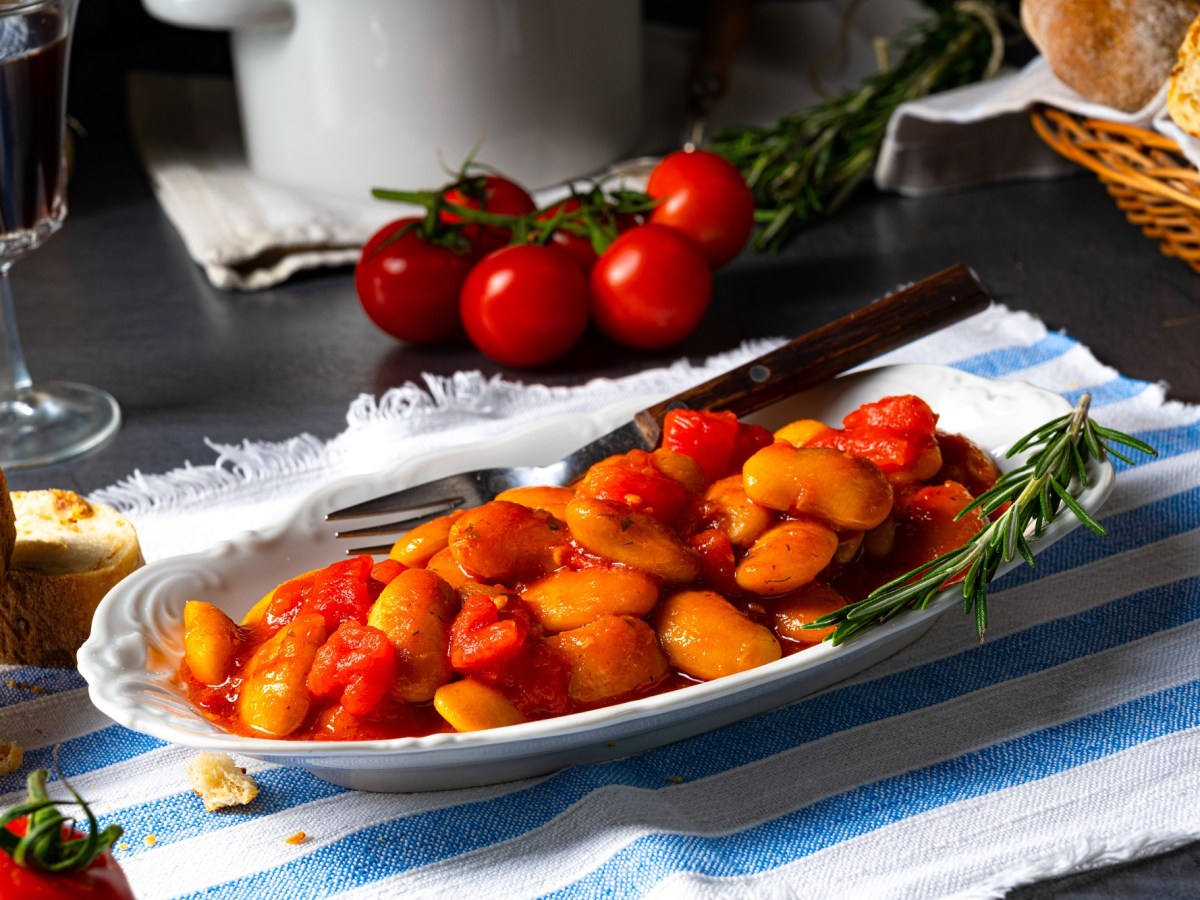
[633,263,992,444]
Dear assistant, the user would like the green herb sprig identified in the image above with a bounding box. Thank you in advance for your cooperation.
[708,0,1022,251]
[810,394,1159,645]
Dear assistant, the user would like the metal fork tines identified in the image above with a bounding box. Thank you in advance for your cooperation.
[327,419,659,553]
[330,468,534,554]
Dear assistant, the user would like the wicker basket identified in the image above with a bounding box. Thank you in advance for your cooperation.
[1030,106,1200,273]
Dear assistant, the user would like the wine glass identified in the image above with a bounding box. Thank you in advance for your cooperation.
[0,0,118,469]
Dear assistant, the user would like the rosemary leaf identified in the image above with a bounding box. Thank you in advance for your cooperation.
[1090,425,1159,457]
[1016,532,1037,568]
[974,590,988,639]
[1100,445,1139,466]
[1070,440,1089,486]
[1034,433,1070,478]
[1083,421,1105,460]
[1048,477,1106,534]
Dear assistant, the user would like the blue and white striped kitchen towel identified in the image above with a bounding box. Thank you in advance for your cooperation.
[2,303,1196,899]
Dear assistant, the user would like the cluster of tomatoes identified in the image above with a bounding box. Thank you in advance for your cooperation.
[354,150,756,368]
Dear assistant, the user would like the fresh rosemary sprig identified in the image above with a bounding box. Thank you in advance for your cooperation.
[809,394,1159,645]
[707,0,1021,251]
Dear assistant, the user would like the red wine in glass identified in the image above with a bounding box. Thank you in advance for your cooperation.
[0,0,120,468]
[0,34,67,245]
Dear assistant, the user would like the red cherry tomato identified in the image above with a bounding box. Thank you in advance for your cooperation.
[442,175,536,254]
[459,244,590,368]
[355,217,471,344]
[0,825,133,900]
[589,224,712,351]
[535,198,598,272]
[646,149,755,268]
[0,777,134,900]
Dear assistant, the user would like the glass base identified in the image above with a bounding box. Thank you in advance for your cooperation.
[0,381,120,469]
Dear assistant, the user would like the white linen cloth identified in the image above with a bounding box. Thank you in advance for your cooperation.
[126,73,399,292]
[1,303,1197,898]
[877,55,1200,195]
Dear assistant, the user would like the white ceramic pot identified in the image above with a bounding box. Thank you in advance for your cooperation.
[141,0,644,197]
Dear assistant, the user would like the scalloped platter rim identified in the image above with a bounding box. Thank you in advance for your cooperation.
[78,364,1114,792]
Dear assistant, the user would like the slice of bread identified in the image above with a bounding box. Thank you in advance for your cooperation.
[1169,15,1200,137]
[0,489,144,668]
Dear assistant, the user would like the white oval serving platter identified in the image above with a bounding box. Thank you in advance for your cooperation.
[78,364,1113,792]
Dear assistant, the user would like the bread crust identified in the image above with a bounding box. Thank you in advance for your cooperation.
[1022,0,1200,111]
[0,490,144,668]
[0,470,15,585]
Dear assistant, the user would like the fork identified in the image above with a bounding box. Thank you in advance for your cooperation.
[328,263,991,553]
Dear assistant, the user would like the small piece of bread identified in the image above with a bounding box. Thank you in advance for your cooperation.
[0,741,22,776]
[0,489,144,668]
[186,751,260,812]
[1169,14,1200,137]
[1021,0,1200,112]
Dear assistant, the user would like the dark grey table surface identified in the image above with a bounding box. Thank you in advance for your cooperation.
[5,4,1197,897]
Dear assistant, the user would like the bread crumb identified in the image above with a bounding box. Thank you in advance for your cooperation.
[144,835,158,847]
[0,741,22,776]
[666,774,685,784]
[284,831,307,845]
[118,842,129,851]
[186,751,260,812]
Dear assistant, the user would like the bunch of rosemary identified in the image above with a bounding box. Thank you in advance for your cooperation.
[708,0,1022,251]
[810,394,1158,645]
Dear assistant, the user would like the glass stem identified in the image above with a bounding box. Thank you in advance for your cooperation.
[0,263,33,395]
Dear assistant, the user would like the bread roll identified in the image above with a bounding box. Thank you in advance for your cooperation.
[1168,14,1200,136]
[0,490,144,668]
[1021,0,1200,112]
